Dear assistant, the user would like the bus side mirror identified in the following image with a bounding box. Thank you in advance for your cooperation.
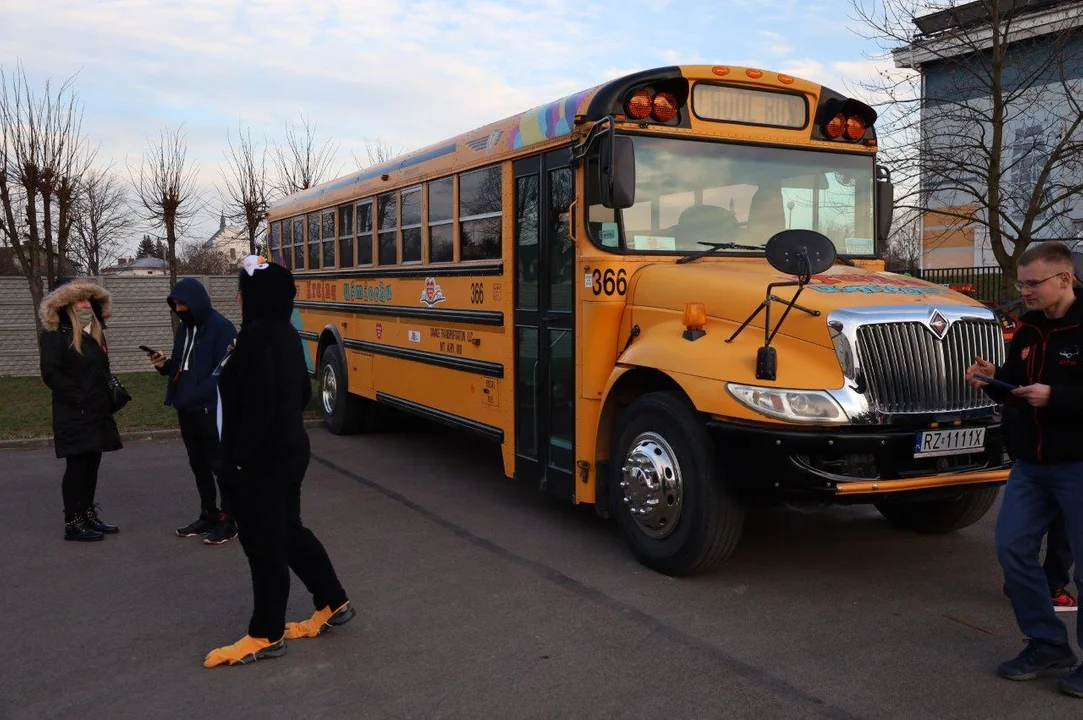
[600,135,635,209]
[875,164,894,243]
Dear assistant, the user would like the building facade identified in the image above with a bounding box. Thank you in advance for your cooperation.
[895,0,1083,269]
[202,213,252,264]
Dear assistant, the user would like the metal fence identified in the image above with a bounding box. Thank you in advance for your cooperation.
[915,266,1007,307]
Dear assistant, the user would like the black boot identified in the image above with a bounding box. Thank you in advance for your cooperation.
[84,504,119,534]
[65,515,104,542]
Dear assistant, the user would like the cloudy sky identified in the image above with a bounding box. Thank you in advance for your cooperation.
[1,0,907,257]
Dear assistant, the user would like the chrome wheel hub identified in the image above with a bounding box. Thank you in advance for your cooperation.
[619,432,683,539]
[321,365,338,416]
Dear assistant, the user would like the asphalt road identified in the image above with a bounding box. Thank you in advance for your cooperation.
[1,419,1080,719]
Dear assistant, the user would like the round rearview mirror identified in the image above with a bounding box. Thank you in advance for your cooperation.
[765,229,837,276]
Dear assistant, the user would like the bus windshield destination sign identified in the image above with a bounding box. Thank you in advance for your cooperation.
[692,84,807,129]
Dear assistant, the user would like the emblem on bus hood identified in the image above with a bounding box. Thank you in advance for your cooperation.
[928,309,949,339]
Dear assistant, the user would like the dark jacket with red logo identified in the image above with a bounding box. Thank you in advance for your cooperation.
[986,290,1083,464]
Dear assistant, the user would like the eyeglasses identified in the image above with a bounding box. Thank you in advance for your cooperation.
[1014,272,1067,291]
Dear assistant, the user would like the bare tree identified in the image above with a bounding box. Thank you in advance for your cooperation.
[271,113,339,195]
[71,166,130,275]
[131,125,200,289]
[883,210,923,273]
[0,63,94,331]
[352,137,406,170]
[852,0,1083,292]
[177,241,234,275]
[220,122,271,255]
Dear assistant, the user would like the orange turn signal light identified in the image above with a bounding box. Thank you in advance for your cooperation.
[746,69,763,79]
[682,302,707,341]
[824,113,845,139]
[844,115,867,140]
[683,302,707,329]
[626,89,652,119]
[652,91,678,122]
[712,66,730,76]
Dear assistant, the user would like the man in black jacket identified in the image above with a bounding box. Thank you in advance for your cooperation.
[203,256,352,668]
[967,241,1083,698]
[148,278,237,544]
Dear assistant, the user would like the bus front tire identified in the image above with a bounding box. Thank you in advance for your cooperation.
[874,486,1000,534]
[318,344,370,435]
[609,391,744,576]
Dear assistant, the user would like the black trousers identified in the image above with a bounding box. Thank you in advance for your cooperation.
[177,409,230,517]
[1044,510,1074,592]
[63,452,102,521]
[232,450,348,640]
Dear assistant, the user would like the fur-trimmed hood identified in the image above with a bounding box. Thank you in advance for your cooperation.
[38,280,112,331]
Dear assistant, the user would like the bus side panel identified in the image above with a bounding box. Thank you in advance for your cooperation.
[580,301,625,400]
[373,355,514,474]
[346,349,375,398]
[575,297,626,505]
[575,397,603,505]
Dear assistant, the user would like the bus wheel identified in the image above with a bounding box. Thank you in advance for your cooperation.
[319,344,369,435]
[609,391,744,576]
[874,486,1000,534]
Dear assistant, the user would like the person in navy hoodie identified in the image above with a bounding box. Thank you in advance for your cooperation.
[147,277,237,544]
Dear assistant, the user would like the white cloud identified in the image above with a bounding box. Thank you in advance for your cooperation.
[0,0,897,252]
[759,30,793,56]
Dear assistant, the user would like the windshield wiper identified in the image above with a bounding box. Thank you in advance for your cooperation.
[676,241,765,264]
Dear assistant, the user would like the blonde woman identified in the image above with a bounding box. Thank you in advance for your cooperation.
[38,278,123,542]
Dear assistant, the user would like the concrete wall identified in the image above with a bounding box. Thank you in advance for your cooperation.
[0,275,242,377]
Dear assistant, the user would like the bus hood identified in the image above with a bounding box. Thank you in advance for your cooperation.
[627,261,988,348]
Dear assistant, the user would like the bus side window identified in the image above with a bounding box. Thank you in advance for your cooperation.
[307,212,320,270]
[460,165,502,261]
[377,192,398,265]
[292,217,304,269]
[428,177,454,263]
[401,185,422,263]
[357,200,373,265]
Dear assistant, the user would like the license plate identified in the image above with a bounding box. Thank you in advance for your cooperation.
[914,428,986,458]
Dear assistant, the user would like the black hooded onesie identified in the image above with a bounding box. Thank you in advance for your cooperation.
[217,257,349,642]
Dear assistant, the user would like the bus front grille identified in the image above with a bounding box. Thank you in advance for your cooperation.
[855,320,1005,415]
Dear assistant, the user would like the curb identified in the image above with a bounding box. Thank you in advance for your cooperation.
[0,417,325,451]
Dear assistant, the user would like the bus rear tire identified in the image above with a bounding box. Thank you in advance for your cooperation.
[874,486,1000,534]
[608,391,744,576]
[319,344,371,435]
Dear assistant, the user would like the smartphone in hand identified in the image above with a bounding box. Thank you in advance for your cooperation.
[973,373,1018,391]
[139,345,159,356]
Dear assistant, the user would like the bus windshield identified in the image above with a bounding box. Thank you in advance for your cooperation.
[588,135,876,257]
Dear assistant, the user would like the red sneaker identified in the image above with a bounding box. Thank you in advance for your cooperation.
[1052,587,1078,613]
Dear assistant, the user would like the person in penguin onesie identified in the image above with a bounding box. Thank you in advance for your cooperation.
[203,255,354,668]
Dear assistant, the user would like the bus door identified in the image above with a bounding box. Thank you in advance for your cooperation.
[513,150,576,500]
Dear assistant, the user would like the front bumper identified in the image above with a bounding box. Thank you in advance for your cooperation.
[707,418,1010,504]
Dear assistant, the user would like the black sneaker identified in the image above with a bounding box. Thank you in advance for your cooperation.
[176,511,217,538]
[1059,664,1083,698]
[203,514,237,545]
[998,639,1078,680]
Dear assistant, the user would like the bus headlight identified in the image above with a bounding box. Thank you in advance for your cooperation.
[726,383,849,424]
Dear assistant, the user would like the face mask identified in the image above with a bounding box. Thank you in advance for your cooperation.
[75,307,95,327]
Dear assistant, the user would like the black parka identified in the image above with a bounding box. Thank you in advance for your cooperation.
[38,280,123,458]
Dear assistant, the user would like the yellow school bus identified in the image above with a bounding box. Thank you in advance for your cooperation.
[265,64,1010,576]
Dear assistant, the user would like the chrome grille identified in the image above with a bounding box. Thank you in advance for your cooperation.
[855,320,1005,414]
